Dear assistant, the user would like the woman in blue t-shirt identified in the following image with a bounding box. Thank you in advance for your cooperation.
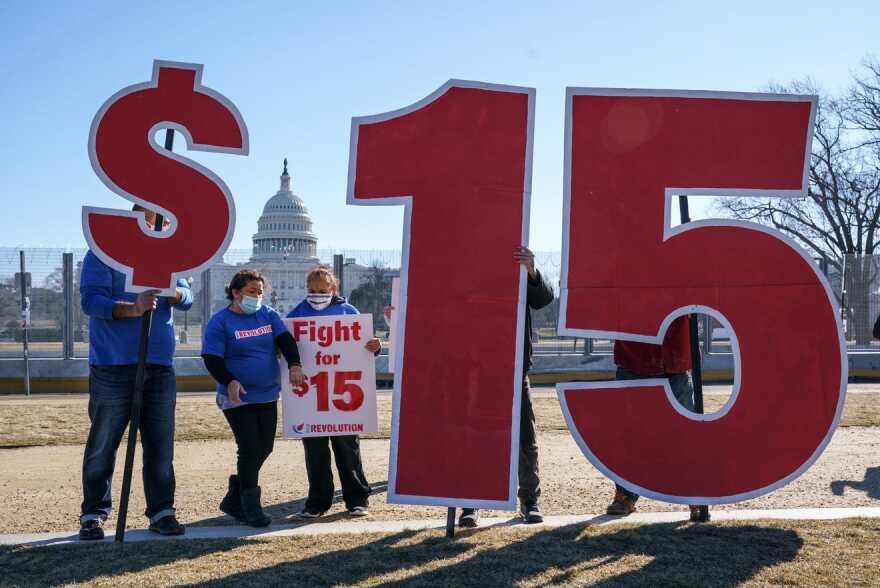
[202,269,302,527]
[287,265,381,518]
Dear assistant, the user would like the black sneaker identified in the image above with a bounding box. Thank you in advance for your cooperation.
[79,518,104,541]
[148,515,185,536]
[296,507,326,519]
[458,508,480,528]
[520,501,544,524]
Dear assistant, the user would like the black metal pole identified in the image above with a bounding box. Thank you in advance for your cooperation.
[678,196,709,521]
[19,251,30,396]
[446,507,456,537]
[115,128,174,543]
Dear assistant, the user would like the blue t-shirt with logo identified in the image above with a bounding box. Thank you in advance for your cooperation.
[202,305,288,410]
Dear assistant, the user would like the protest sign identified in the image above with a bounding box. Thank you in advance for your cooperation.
[282,315,378,438]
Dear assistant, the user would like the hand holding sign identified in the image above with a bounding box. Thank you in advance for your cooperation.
[83,60,248,295]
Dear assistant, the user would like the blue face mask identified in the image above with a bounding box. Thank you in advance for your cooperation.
[240,295,262,315]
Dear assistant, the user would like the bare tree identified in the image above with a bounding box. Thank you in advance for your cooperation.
[716,59,880,345]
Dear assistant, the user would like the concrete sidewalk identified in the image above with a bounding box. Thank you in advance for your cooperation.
[3,507,880,547]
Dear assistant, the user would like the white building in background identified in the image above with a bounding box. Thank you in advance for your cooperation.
[206,160,390,315]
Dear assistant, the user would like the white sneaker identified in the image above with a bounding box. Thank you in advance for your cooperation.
[348,506,369,517]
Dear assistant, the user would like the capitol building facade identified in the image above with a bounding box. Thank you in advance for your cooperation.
[204,160,387,315]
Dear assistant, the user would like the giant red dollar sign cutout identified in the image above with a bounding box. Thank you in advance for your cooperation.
[558,89,846,503]
[83,60,248,295]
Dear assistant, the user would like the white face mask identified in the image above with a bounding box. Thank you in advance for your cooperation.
[307,293,333,310]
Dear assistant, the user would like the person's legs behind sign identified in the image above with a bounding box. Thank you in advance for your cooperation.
[518,375,543,523]
[606,366,694,516]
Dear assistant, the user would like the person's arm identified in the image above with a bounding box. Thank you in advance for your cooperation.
[202,353,235,385]
[275,331,301,366]
[346,304,382,356]
[873,314,880,340]
[170,278,194,311]
[527,269,555,310]
[80,253,156,320]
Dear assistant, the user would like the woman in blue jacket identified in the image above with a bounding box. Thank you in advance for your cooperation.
[288,266,381,517]
[202,269,303,527]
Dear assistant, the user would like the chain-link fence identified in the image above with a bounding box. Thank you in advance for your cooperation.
[0,247,869,359]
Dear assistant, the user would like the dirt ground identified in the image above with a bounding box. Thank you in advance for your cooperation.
[0,424,877,535]
[2,384,879,447]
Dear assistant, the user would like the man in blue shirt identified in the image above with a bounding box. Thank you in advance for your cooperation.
[78,208,193,540]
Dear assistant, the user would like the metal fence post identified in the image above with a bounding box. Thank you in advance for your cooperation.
[62,252,74,359]
[333,254,345,297]
[201,268,212,329]
[19,251,30,396]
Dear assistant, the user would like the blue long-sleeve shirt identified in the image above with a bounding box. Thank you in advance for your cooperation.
[80,250,193,366]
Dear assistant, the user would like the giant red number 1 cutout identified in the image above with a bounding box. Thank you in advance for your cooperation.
[348,81,534,507]
[558,89,846,503]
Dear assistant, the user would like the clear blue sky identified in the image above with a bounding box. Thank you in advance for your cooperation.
[1,0,877,252]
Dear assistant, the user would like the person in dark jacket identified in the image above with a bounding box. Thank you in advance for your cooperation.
[459,246,555,528]
[202,269,303,527]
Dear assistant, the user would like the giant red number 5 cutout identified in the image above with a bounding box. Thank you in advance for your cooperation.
[348,81,534,508]
[558,89,846,503]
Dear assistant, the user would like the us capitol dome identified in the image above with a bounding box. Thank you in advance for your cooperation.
[202,159,394,316]
[251,159,319,263]
[205,160,325,315]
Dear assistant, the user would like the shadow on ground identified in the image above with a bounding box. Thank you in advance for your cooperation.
[0,521,801,587]
[190,480,390,527]
[830,466,880,500]
[195,522,802,587]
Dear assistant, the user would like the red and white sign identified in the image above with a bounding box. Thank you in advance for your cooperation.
[348,81,534,509]
[281,315,378,438]
[557,90,846,504]
[82,60,248,296]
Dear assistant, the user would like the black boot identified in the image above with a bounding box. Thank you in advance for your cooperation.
[219,475,245,522]
[240,486,271,527]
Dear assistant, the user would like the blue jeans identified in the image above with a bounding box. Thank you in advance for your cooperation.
[614,366,694,503]
[80,364,177,524]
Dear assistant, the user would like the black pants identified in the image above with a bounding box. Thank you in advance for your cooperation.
[518,375,541,503]
[223,401,277,490]
[302,435,371,511]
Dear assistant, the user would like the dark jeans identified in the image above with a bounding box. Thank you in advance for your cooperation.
[81,364,176,524]
[614,366,694,503]
[223,401,277,490]
[518,375,540,503]
[302,435,371,511]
